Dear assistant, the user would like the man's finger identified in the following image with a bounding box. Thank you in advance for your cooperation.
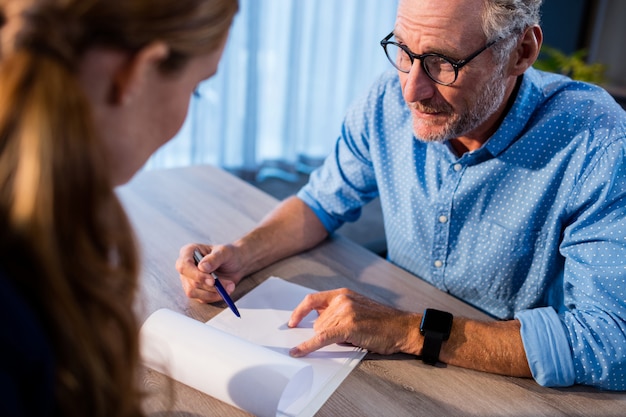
[287,291,329,327]
[289,331,340,358]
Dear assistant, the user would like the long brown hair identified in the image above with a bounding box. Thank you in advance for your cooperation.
[0,0,238,416]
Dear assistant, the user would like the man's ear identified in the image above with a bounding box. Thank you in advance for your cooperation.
[110,41,170,106]
[509,25,543,76]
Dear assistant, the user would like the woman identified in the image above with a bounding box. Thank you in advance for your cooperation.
[0,0,238,415]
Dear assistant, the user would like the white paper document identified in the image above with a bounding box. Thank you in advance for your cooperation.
[140,277,366,417]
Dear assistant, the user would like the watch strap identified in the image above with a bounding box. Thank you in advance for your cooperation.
[421,330,445,365]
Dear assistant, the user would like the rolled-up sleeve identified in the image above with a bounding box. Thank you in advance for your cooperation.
[515,307,575,387]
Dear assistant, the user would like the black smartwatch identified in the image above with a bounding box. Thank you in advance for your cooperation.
[419,308,453,365]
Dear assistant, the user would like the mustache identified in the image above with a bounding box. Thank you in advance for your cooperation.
[407,99,452,114]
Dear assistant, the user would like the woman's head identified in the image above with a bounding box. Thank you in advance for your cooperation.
[0,1,237,416]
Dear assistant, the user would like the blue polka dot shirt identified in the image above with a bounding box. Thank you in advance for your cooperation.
[298,67,626,390]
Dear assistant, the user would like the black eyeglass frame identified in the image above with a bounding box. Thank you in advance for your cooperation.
[380,32,499,86]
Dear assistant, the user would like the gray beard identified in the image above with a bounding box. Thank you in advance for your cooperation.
[413,67,509,143]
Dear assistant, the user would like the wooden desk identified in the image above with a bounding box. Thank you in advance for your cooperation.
[117,165,626,417]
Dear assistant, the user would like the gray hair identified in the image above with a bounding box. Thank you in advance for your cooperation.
[481,0,543,62]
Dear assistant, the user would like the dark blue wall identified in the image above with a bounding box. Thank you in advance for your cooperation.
[540,0,589,54]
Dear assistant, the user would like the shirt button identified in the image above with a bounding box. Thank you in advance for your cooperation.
[453,163,462,172]
[438,215,448,223]
[434,260,443,268]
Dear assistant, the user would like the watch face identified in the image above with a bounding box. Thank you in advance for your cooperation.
[420,308,453,339]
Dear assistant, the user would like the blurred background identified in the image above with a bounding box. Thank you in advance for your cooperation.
[145,0,397,177]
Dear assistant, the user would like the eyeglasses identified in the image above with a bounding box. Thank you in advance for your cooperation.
[380,32,498,86]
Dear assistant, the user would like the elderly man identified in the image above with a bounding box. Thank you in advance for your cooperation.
[177,0,626,390]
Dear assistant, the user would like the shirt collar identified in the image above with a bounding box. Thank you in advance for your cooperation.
[482,67,544,158]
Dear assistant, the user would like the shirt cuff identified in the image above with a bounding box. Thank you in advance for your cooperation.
[515,307,575,387]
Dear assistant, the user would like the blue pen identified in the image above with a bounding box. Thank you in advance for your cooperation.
[193,249,241,318]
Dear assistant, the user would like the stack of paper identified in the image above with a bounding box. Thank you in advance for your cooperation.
[140,277,366,417]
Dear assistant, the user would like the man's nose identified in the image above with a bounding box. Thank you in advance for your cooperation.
[402,61,437,103]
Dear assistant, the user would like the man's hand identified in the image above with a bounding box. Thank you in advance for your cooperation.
[176,196,330,304]
[288,288,422,357]
[287,287,532,379]
[176,243,245,304]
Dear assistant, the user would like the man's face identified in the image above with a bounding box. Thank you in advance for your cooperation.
[395,0,511,143]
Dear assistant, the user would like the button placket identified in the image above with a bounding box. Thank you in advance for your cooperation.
[430,162,464,288]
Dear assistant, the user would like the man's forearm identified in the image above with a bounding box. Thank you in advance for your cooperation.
[440,318,531,377]
[396,313,531,377]
[233,196,329,277]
